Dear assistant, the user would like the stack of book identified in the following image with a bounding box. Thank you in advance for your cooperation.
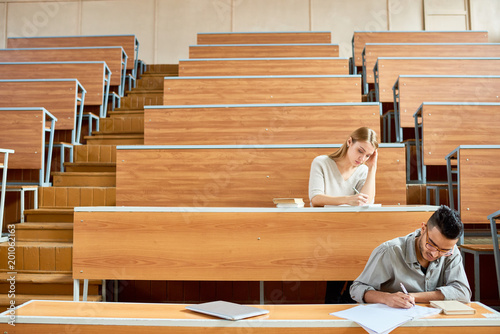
[273,198,305,208]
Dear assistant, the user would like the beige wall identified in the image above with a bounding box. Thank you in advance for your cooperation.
[0,0,497,64]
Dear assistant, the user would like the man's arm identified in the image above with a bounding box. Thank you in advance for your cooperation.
[409,290,445,303]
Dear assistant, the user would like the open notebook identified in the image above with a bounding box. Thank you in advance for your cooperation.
[186,301,269,320]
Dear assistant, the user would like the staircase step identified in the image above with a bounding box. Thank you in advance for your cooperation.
[98,117,144,134]
[24,208,74,223]
[108,110,145,117]
[74,145,116,163]
[52,172,116,187]
[64,162,116,173]
[14,223,73,242]
[39,187,116,207]
[0,272,100,295]
[0,241,72,272]
[84,134,144,145]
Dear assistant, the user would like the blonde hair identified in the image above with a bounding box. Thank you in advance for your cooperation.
[329,127,379,160]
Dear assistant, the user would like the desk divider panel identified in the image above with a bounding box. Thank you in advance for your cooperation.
[197,31,332,44]
[73,207,436,282]
[374,57,500,103]
[189,44,340,58]
[352,30,488,70]
[392,75,500,142]
[163,75,362,105]
[362,43,500,92]
[144,103,381,146]
[116,144,405,207]
[178,57,349,76]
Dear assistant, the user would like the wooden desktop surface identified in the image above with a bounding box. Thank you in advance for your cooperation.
[1,300,498,333]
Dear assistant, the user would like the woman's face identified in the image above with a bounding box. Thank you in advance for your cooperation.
[346,138,375,167]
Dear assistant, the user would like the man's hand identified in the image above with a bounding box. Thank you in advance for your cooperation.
[382,292,415,309]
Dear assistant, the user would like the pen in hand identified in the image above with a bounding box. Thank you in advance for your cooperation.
[400,282,415,306]
[352,187,360,194]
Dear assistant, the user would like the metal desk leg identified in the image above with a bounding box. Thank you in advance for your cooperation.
[73,279,80,301]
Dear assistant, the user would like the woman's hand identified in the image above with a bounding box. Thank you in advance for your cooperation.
[347,193,369,206]
[364,149,378,170]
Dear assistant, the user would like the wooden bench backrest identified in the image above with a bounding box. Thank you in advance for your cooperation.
[396,75,500,128]
[0,62,108,106]
[189,44,339,58]
[178,57,349,76]
[144,103,380,145]
[363,43,500,84]
[7,35,136,72]
[419,103,500,167]
[0,108,49,169]
[454,146,500,224]
[0,79,80,130]
[0,47,124,86]
[352,31,488,68]
[116,145,406,207]
[73,208,434,281]
[376,57,500,102]
[197,31,332,44]
[164,75,362,105]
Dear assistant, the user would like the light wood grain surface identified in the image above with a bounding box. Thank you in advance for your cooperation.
[420,103,500,166]
[0,80,79,130]
[0,47,124,86]
[353,31,488,67]
[459,148,500,224]
[0,62,107,105]
[179,58,349,76]
[197,32,332,45]
[376,58,500,102]
[7,35,136,70]
[116,146,406,207]
[364,43,500,84]
[144,103,379,146]
[164,76,361,105]
[189,44,339,58]
[397,76,500,128]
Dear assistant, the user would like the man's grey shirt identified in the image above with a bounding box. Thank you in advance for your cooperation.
[350,229,471,303]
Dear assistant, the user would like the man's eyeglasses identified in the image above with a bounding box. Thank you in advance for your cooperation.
[424,228,453,256]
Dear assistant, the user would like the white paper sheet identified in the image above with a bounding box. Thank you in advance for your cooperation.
[331,304,441,334]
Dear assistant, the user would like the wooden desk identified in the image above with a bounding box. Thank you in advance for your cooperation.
[144,102,380,146]
[351,31,488,72]
[189,44,339,58]
[488,210,500,300]
[392,75,500,142]
[362,43,500,93]
[445,145,500,225]
[116,144,406,207]
[178,57,349,76]
[163,75,362,105]
[71,206,436,301]
[1,300,498,333]
[197,31,332,44]
[414,102,500,182]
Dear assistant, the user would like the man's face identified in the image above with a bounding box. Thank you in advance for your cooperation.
[419,224,458,262]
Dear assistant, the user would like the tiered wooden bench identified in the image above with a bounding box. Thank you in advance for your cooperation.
[72,205,437,302]
[144,102,380,145]
[178,57,349,76]
[0,61,111,118]
[374,57,500,103]
[0,108,56,186]
[115,144,405,207]
[197,31,332,44]
[0,47,126,97]
[392,75,500,142]
[351,30,488,73]
[7,34,138,88]
[0,79,85,145]
[164,75,362,105]
[0,148,15,236]
[414,102,500,183]
[189,44,340,58]
[362,43,500,93]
